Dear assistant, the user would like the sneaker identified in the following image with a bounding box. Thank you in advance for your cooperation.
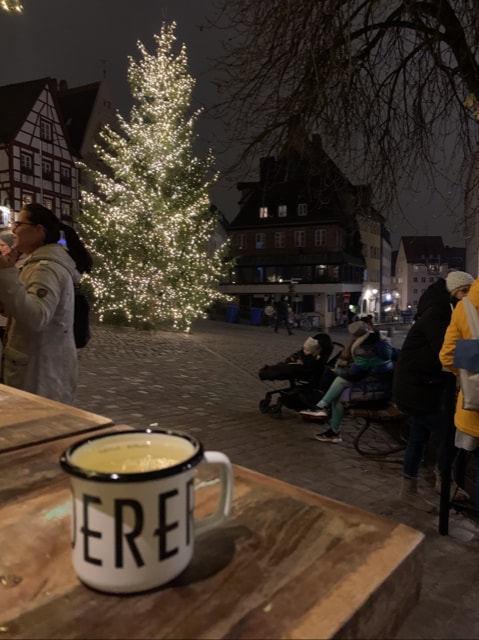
[314,428,342,443]
[300,407,328,418]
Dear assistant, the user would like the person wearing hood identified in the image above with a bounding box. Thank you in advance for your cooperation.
[0,203,89,404]
[440,274,479,513]
[394,272,473,511]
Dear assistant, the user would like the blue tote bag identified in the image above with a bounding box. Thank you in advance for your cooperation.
[453,298,479,411]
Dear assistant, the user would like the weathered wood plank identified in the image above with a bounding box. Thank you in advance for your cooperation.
[0,384,113,453]
[0,436,424,640]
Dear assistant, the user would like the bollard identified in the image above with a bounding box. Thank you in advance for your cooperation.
[387,326,394,338]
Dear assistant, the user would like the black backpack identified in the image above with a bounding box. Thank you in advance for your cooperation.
[74,285,91,349]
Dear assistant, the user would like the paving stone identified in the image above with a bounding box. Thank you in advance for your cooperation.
[73,318,477,639]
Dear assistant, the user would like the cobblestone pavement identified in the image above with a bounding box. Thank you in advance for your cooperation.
[75,318,479,639]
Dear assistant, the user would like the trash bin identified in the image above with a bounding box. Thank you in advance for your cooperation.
[226,305,239,323]
[250,307,263,326]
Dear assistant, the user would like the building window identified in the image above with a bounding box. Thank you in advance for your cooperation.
[295,230,305,247]
[61,201,71,217]
[274,232,285,248]
[278,205,287,217]
[413,277,418,282]
[259,206,268,218]
[413,265,419,271]
[235,234,246,249]
[413,288,418,294]
[42,160,53,180]
[255,233,265,249]
[22,192,33,205]
[315,229,327,246]
[60,165,71,186]
[20,152,33,175]
[43,197,53,210]
[421,277,426,282]
[297,203,308,216]
[429,277,434,283]
[40,119,52,142]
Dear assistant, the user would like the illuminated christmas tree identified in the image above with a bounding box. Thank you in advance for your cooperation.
[78,23,229,332]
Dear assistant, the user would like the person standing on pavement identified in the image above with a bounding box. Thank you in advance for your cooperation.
[274,295,293,335]
[440,274,479,512]
[393,271,474,512]
[0,203,87,404]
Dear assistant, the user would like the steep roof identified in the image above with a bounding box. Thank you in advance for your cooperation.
[400,236,444,262]
[57,82,101,156]
[0,77,50,142]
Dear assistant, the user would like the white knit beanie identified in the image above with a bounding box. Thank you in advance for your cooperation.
[348,320,369,337]
[303,337,319,354]
[445,271,474,295]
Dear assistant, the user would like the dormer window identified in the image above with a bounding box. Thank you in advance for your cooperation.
[259,206,269,218]
[297,203,308,216]
[278,205,287,217]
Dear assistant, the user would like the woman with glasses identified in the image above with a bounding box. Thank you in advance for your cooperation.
[0,203,90,404]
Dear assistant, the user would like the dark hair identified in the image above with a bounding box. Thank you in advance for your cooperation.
[22,203,61,244]
[60,223,93,274]
[22,203,93,274]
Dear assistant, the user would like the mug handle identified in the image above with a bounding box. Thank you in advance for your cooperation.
[195,451,234,536]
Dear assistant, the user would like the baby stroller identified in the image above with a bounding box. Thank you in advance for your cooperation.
[258,334,344,418]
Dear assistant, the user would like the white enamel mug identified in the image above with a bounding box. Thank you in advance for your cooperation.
[59,429,233,594]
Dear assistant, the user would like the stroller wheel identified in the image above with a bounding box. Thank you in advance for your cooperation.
[259,399,270,414]
[269,403,282,418]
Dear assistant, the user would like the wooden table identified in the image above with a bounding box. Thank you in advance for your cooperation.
[0,430,424,640]
[0,384,113,453]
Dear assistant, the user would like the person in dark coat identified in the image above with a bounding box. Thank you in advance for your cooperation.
[274,296,292,335]
[393,274,473,511]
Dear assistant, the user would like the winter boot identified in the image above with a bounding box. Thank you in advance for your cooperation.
[400,477,437,513]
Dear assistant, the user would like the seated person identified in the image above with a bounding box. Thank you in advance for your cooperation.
[300,321,398,443]
[259,334,332,385]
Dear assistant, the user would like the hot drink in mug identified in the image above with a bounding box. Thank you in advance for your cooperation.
[60,429,233,594]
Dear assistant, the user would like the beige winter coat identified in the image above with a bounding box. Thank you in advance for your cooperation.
[0,244,78,404]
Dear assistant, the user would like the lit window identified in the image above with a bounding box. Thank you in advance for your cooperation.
[43,197,53,210]
[297,203,308,216]
[259,207,268,218]
[278,205,287,217]
[22,193,33,205]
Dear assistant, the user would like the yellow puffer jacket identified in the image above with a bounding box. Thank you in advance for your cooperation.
[439,279,479,438]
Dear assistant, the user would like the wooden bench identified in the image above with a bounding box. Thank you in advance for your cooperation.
[346,403,409,457]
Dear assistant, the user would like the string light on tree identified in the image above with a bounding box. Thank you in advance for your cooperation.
[78,22,230,332]
[0,0,22,11]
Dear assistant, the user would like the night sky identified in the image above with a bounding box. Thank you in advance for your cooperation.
[0,0,465,246]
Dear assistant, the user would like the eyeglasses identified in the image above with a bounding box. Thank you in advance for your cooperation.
[11,221,34,229]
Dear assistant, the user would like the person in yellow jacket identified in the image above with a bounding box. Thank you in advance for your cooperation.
[439,276,479,510]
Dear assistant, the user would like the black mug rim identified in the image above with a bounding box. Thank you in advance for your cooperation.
[59,428,204,483]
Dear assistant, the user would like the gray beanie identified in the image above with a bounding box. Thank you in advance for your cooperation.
[348,320,369,337]
[0,230,14,248]
[445,270,474,295]
[303,337,319,354]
